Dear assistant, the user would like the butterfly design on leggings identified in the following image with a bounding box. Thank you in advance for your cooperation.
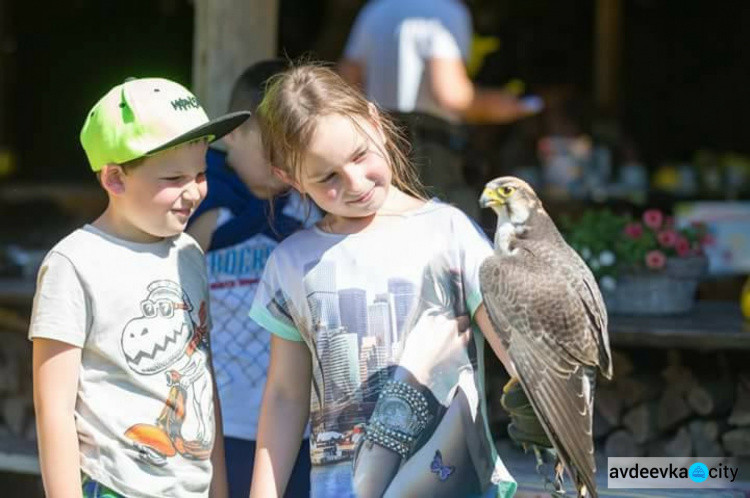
[430,450,455,481]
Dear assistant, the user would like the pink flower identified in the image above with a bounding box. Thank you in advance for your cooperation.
[624,222,643,239]
[657,230,678,248]
[701,234,715,246]
[645,250,666,269]
[643,209,664,230]
[675,237,691,257]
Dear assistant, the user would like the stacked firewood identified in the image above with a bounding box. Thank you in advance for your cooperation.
[596,350,750,458]
[0,311,36,444]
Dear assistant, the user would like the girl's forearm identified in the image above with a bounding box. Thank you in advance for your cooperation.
[35,409,82,497]
[353,443,401,497]
[250,390,309,498]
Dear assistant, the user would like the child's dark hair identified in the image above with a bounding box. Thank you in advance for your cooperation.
[228,59,290,114]
[257,64,425,200]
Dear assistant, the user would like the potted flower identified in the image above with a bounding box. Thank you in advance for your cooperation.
[561,208,713,315]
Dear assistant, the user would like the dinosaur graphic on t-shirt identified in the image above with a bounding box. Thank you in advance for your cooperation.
[120,280,213,466]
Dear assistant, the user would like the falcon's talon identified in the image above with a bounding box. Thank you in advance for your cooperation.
[533,446,560,493]
[532,445,545,473]
[554,460,566,494]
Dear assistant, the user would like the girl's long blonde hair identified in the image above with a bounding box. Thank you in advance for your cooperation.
[257,64,425,200]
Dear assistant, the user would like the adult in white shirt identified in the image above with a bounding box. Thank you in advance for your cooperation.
[339,0,538,218]
[339,0,531,123]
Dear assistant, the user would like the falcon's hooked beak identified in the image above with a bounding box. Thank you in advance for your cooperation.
[479,187,504,209]
[480,182,517,214]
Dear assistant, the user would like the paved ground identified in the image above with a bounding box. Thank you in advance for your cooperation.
[497,440,750,498]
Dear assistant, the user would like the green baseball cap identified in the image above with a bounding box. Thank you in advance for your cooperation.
[80,77,251,171]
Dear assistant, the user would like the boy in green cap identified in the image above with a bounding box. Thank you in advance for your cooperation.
[29,77,250,498]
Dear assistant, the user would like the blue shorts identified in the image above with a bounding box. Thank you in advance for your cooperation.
[225,437,311,498]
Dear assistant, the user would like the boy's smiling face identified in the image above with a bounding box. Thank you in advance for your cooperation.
[103,140,209,242]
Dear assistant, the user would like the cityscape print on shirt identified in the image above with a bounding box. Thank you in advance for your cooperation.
[267,255,471,468]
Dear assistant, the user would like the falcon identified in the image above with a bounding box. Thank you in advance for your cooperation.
[478,176,613,497]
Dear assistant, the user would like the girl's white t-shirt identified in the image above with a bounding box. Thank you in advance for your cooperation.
[249,200,517,498]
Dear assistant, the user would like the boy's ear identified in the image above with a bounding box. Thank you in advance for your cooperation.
[99,164,127,195]
[272,166,302,192]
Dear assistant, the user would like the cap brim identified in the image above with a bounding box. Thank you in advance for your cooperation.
[146,110,252,155]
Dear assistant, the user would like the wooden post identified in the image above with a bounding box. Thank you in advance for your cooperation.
[593,0,621,116]
[192,0,279,117]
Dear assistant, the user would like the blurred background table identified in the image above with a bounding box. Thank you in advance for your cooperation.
[609,301,749,351]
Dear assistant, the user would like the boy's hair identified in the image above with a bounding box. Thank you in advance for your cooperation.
[257,64,425,200]
[228,59,290,114]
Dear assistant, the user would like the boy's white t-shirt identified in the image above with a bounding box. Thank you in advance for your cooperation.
[249,200,517,498]
[29,225,216,498]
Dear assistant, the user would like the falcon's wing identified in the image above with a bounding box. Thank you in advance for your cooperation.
[480,252,598,496]
[564,245,612,379]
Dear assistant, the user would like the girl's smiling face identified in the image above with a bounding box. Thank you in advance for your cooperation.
[295,112,392,222]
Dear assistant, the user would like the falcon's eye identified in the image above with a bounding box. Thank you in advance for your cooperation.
[498,186,515,197]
